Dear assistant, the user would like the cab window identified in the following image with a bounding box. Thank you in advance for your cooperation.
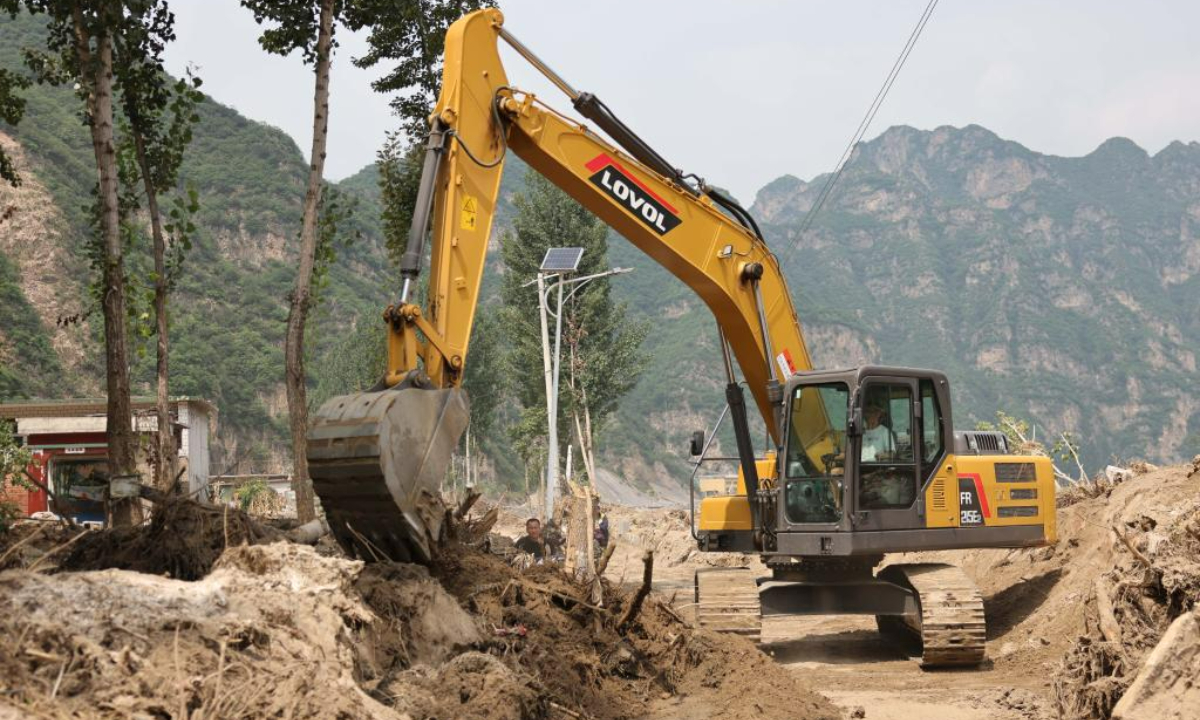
[919,379,945,480]
[784,382,847,523]
[859,384,916,509]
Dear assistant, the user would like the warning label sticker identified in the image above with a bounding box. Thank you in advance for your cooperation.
[775,348,797,378]
[459,195,478,231]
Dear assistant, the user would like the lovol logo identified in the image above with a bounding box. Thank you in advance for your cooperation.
[586,154,682,235]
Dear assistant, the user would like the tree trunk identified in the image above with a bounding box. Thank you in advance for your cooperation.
[74,12,138,526]
[286,0,335,523]
[131,128,176,491]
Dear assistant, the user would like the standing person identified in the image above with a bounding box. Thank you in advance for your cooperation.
[593,513,609,550]
[515,517,546,560]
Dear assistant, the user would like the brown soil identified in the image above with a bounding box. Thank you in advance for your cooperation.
[0,499,839,720]
[59,494,284,579]
[420,544,840,720]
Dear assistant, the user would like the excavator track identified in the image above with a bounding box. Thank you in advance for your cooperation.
[694,567,762,642]
[878,563,987,667]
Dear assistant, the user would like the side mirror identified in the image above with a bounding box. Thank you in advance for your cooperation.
[689,430,705,456]
[849,407,863,436]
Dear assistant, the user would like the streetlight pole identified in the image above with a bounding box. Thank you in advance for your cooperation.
[536,266,633,519]
[535,271,556,516]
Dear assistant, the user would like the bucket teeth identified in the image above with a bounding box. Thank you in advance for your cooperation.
[306,387,470,564]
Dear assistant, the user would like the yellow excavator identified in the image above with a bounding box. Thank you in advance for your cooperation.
[308,8,1058,667]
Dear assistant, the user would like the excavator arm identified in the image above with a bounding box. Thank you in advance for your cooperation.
[308,8,819,564]
[391,7,813,441]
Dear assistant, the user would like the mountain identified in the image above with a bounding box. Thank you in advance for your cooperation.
[2,10,1197,487]
[752,125,1200,468]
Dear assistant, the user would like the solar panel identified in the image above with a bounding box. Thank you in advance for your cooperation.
[540,247,584,273]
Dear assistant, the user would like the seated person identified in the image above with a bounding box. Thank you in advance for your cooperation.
[515,518,546,559]
[861,402,897,462]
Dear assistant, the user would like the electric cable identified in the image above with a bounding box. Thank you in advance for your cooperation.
[793,0,939,242]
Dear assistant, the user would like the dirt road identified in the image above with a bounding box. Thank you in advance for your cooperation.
[763,615,1052,720]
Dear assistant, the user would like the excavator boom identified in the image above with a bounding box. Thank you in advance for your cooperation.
[309,7,816,561]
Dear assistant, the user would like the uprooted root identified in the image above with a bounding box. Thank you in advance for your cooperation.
[59,494,283,580]
[1054,500,1200,719]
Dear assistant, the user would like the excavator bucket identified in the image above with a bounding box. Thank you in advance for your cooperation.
[306,387,470,564]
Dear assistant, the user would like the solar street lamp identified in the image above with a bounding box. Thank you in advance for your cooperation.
[529,248,632,518]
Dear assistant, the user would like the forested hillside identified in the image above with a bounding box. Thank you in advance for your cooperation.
[3,10,1197,487]
[0,12,392,473]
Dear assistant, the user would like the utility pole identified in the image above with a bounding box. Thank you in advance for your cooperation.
[536,271,558,517]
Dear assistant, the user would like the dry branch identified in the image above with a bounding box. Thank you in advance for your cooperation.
[1111,525,1153,569]
[595,540,617,577]
[1094,577,1122,646]
[618,550,653,631]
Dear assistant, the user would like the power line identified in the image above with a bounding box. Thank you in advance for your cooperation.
[793,0,940,241]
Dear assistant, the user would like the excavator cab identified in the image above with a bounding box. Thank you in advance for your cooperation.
[697,365,1055,554]
[694,366,1057,663]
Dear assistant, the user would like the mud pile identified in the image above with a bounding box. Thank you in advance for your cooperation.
[1054,459,1200,720]
[0,522,839,719]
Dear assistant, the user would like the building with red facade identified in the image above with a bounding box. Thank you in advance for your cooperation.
[0,397,215,523]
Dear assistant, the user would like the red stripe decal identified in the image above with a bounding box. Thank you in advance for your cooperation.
[584,153,680,215]
[962,473,991,518]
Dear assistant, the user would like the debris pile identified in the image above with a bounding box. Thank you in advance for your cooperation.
[1054,471,1200,720]
[0,543,393,719]
[60,493,284,579]
[0,497,840,720]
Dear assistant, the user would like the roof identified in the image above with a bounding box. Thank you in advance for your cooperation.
[0,396,218,420]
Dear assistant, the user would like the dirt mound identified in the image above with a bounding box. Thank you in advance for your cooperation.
[0,542,397,719]
[426,545,839,720]
[1,520,838,720]
[1052,468,1200,719]
[1110,609,1200,720]
[60,494,284,579]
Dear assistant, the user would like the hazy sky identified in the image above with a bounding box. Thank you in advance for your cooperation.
[165,0,1200,201]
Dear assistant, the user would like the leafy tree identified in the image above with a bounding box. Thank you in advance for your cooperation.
[0,421,33,532]
[499,173,647,482]
[241,0,340,522]
[113,3,204,490]
[374,131,422,266]
[352,0,491,267]
[348,0,492,139]
[461,303,502,440]
[0,63,29,187]
[2,0,177,525]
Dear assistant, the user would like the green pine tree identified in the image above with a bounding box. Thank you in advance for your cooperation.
[499,173,647,481]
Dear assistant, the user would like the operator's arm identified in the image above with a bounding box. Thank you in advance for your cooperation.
[392,8,815,445]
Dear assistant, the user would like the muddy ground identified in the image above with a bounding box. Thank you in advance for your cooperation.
[499,460,1200,720]
[2,461,1196,719]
